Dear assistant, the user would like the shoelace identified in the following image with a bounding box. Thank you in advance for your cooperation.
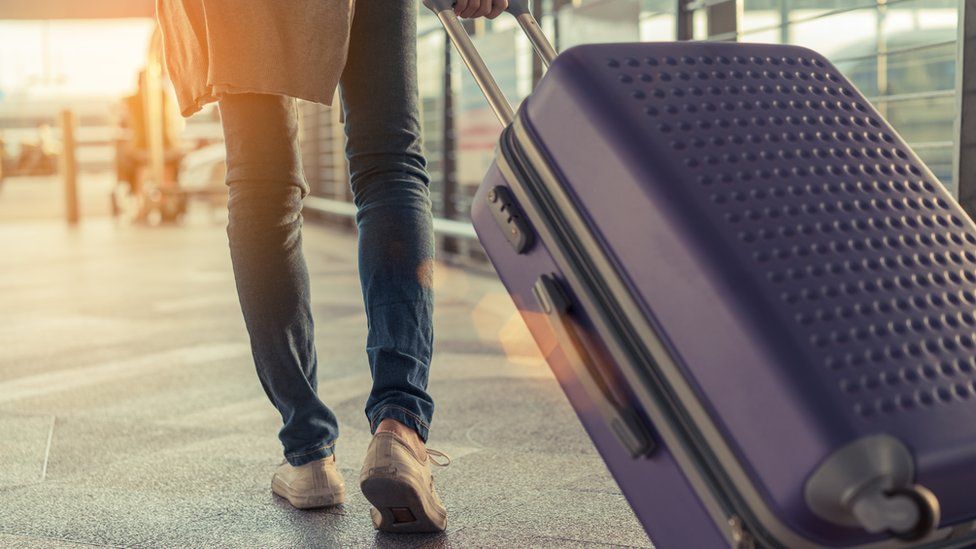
[426,448,451,467]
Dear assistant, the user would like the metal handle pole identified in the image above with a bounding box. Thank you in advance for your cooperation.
[423,0,559,125]
[505,2,558,67]
[433,8,516,125]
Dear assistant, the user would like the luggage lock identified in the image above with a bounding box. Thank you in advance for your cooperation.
[487,186,534,254]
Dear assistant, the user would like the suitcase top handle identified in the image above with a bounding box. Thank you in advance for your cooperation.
[422,0,557,126]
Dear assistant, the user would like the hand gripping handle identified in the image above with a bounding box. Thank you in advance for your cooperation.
[422,0,558,126]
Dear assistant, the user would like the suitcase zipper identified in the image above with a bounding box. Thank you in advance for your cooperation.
[730,516,758,549]
[497,122,776,548]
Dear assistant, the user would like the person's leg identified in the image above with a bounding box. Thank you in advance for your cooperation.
[343,3,448,532]
[339,1,436,444]
[219,93,339,466]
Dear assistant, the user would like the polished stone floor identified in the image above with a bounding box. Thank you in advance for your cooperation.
[0,176,651,548]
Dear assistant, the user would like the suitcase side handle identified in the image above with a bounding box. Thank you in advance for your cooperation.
[533,274,656,458]
[422,0,557,126]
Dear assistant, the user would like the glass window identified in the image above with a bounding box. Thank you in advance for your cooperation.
[304,0,965,217]
[454,28,525,218]
[418,30,448,217]
[558,0,642,49]
[740,0,959,193]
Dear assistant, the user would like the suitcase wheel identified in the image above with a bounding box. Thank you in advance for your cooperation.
[883,485,940,542]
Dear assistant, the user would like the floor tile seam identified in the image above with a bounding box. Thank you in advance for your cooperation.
[0,529,126,549]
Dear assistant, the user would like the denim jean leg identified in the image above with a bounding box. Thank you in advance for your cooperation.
[219,93,339,465]
[340,0,436,441]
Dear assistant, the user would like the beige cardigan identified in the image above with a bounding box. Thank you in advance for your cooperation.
[156,0,356,117]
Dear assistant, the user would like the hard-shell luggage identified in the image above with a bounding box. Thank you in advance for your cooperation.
[423,1,976,547]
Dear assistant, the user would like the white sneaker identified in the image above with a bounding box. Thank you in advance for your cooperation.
[359,432,450,532]
[271,456,345,509]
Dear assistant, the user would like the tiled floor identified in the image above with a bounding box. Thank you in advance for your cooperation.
[0,184,651,548]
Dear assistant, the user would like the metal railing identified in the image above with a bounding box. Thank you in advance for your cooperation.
[830,39,956,65]
[302,0,971,238]
[303,23,481,243]
[709,0,924,41]
[865,89,956,105]
[304,196,478,239]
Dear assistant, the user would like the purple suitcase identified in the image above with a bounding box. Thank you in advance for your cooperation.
[425,1,976,547]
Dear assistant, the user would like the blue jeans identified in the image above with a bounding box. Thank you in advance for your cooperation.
[219,1,435,466]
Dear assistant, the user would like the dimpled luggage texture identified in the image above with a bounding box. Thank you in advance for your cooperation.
[472,41,976,547]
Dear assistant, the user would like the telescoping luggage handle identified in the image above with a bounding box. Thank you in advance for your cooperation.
[421,0,557,126]
[424,0,656,458]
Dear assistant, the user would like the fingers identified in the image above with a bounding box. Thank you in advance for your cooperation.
[455,0,495,19]
[457,0,480,18]
[487,0,508,19]
[475,0,493,17]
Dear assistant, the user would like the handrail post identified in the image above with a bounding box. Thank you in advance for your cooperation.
[60,109,80,225]
[955,0,976,208]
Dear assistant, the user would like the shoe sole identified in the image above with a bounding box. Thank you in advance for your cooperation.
[272,476,345,510]
[360,475,447,533]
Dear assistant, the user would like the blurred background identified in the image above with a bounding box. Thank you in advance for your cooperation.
[0,2,973,546]
[0,0,967,256]
[405,0,963,261]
